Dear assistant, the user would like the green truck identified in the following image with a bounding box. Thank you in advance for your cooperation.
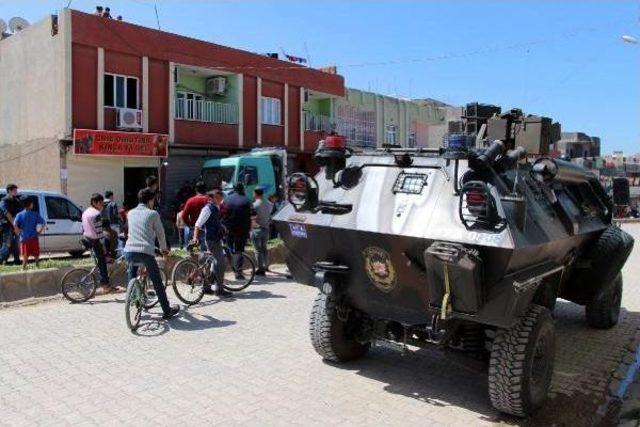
[201,148,287,201]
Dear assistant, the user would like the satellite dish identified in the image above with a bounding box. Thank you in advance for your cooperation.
[0,19,7,35]
[9,17,30,33]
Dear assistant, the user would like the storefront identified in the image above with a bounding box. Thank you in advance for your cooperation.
[66,129,168,209]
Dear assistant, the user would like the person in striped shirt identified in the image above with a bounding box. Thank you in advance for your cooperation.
[124,188,179,320]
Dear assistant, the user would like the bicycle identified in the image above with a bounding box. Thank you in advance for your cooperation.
[125,263,158,331]
[171,241,256,305]
[60,253,166,304]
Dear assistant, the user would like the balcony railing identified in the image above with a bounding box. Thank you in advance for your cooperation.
[336,118,377,149]
[175,97,238,124]
[304,112,333,133]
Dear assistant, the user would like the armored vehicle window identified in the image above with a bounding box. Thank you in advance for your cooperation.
[392,172,429,194]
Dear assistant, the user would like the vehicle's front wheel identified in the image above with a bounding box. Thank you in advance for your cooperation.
[586,273,623,329]
[488,304,555,417]
[309,291,369,362]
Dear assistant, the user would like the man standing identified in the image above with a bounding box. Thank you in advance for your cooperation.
[102,190,120,255]
[251,187,273,276]
[222,183,251,279]
[14,198,45,270]
[193,190,231,297]
[181,181,209,246]
[124,189,179,320]
[82,193,115,293]
[0,184,22,265]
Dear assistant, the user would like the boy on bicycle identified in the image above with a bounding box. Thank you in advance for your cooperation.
[192,189,231,298]
[124,189,179,320]
[82,193,116,293]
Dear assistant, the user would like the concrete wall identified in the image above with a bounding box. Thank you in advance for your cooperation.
[66,154,159,207]
[0,11,71,191]
[0,14,69,145]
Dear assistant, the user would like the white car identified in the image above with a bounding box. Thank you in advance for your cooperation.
[0,189,86,257]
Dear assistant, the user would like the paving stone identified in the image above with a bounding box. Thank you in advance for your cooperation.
[1,224,640,426]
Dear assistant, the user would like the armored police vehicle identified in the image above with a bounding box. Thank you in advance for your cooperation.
[273,109,634,417]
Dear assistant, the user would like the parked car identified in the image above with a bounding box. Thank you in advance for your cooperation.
[0,189,85,257]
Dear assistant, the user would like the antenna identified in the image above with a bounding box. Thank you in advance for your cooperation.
[0,19,7,35]
[8,17,30,33]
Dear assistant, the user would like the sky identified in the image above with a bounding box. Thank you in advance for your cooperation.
[2,0,639,154]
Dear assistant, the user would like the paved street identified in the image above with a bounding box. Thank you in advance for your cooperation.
[1,224,640,427]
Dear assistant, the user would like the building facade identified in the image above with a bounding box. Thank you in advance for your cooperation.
[301,87,448,150]
[556,132,601,159]
[0,9,344,209]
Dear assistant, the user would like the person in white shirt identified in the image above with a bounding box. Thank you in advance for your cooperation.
[193,190,231,297]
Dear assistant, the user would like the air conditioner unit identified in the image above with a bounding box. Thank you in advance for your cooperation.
[206,76,227,96]
[117,108,143,130]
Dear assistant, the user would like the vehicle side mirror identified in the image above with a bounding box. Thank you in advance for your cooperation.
[287,173,319,212]
[244,173,255,186]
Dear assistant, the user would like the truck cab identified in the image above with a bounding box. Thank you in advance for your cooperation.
[201,148,287,201]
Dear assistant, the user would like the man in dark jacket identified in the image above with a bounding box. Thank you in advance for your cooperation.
[221,183,251,279]
[0,184,22,265]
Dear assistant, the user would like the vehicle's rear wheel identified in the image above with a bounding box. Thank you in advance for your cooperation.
[309,291,369,362]
[488,304,555,417]
[586,273,623,329]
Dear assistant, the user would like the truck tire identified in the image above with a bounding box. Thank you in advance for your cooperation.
[488,305,555,417]
[309,292,369,362]
[586,273,622,329]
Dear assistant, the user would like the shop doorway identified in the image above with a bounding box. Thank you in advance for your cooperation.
[124,167,158,209]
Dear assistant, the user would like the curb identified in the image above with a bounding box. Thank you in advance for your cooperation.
[0,246,287,305]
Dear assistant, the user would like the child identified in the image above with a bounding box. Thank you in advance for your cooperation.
[13,198,45,270]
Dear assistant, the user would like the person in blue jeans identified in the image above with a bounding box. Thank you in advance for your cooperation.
[124,188,179,320]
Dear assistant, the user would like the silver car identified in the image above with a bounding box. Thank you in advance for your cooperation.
[0,189,86,257]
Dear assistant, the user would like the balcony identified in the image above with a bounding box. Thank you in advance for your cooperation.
[304,112,333,133]
[336,118,376,149]
[175,97,238,124]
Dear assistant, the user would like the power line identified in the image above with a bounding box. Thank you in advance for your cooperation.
[0,140,60,165]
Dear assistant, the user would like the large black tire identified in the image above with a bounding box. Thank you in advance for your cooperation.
[309,292,369,362]
[488,305,555,417]
[586,273,623,329]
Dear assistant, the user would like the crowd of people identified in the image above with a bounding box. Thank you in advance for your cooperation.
[93,5,123,21]
[0,184,45,269]
[1,176,280,321]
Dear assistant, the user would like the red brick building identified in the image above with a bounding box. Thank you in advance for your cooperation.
[0,9,344,209]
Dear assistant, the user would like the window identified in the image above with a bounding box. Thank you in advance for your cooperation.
[45,197,81,221]
[176,91,204,120]
[238,165,259,186]
[202,166,236,189]
[104,73,139,109]
[261,97,281,125]
[385,125,397,145]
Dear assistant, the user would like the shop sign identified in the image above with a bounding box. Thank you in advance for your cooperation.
[73,129,168,157]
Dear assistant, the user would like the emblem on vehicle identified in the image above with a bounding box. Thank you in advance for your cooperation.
[363,246,396,293]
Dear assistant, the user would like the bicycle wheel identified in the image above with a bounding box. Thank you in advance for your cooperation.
[171,259,205,305]
[223,252,255,292]
[60,268,98,303]
[142,269,167,309]
[125,279,143,332]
